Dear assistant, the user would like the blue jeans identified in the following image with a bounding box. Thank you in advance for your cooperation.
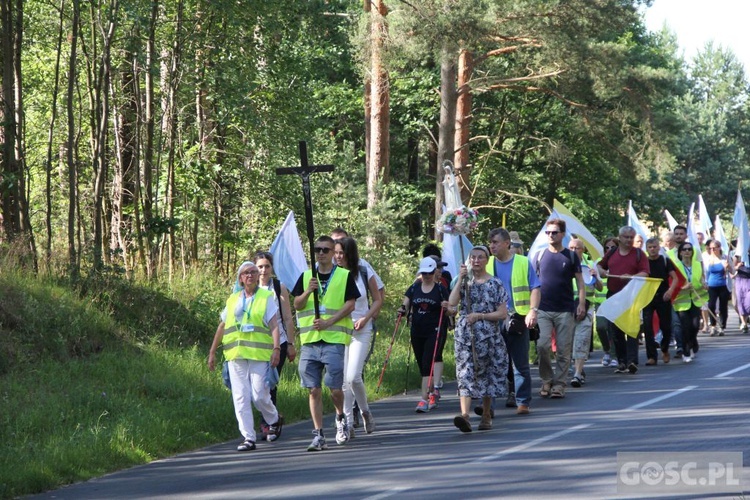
[671,308,683,351]
[502,328,532,407]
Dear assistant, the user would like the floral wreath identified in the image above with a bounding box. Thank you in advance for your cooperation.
[436,207,479,235]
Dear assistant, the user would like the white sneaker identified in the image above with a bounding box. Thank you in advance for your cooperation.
[683,356,692,363]
[601,354,611,366]
[335,415,349,445]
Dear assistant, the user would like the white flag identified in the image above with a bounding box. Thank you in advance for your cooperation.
[442,232,474,279]
[627,200,650,241]
[697,194,713,237]
[713,214,729,256]
[664,209,679,231]
[733,190,750,265]
[269,211,308,290]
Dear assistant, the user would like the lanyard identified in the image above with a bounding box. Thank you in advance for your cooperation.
[241,290,256,318]
[318,264,336,299]
[684,265,692,283]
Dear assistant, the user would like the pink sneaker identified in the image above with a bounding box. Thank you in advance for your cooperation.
[428,393,439,410]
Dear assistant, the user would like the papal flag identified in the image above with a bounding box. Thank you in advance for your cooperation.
[598,277,661,338]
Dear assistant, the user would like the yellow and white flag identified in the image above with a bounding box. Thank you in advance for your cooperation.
[597,277,661,338]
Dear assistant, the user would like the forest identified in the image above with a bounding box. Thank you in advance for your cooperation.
[0,0,748,278]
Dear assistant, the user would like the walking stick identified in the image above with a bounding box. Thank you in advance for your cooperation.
[375,312,405,393]
[427,306,446,395]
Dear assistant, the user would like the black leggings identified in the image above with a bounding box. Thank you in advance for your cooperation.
[411,330,446,377]
[708,286,730,329]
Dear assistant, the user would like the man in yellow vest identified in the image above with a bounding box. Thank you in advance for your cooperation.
[292,235,359,451]
[208,261,283,452]
[485,228,540,414]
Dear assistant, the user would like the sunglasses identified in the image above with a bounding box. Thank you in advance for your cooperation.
[681,248,693,252]
[605,245,616,250]
[314,247,332,254]
[545,230,560,236]
[511,242,522,248]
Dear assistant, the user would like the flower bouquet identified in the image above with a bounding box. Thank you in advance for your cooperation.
[437,206,480,235]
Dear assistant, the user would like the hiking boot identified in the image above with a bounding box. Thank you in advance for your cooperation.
[628,362,638,374]
[307,431,328,452]
[516,404,530,415]
[428,392,439,410]
[473,406,495,418]
[646,358,657,366]
[266,416,284,442]
[478,413,492,431]
[335,414,349,445]
[362,411,376,434]
[614,364,628,374]
[662,351,670,364]
[601,353,612,366]
[505,392,517,408]
[674,349,683,359]
[453,413,472,433]
[415,399,429,413]
[237,439,256,452]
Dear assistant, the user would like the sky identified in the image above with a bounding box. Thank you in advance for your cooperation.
[642,0,750,72]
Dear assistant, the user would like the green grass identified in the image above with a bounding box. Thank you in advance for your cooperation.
[0,262,452,499]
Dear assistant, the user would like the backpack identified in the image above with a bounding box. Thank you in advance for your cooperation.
[534,248,576,276]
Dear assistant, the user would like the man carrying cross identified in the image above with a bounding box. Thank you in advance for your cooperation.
[292,236,359,451]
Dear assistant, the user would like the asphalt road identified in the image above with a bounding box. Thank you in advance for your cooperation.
[35,323,750,499]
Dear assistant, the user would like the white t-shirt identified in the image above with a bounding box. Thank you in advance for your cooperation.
[360,258,384,290]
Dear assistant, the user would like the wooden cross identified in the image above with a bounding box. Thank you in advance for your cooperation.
[276,141,334,318]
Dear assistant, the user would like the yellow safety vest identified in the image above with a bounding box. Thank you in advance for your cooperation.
[486,255,531,315]
[222,288,274,361]
[593,257,608,304]
[672,261,708,311]
[296,267,353,345]
[574,255,597,304]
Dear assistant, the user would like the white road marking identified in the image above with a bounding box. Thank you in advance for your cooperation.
[626,385,697,410]
[714,362,750,379]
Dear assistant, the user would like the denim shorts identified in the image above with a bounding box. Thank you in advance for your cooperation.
[298,341,345,389]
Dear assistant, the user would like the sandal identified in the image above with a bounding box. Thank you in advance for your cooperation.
[539,383,551,397]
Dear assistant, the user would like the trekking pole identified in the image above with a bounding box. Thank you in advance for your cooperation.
[375,312,405,393]
[426,306,446,395]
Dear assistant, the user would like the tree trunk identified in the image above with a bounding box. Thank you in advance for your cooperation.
[141,0,159,279]
[454,48,473,204]
[66,0,80,277]
[45,0,66,270]
[435,49,456,239]
[367,0,389,211]
[0,0,19,239]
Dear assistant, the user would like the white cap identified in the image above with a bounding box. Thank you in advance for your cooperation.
[417,257,437,274]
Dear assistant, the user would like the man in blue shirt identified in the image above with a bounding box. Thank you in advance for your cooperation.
[485,227,541,414]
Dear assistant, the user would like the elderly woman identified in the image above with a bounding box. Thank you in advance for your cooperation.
[208,261,284,451]
[445,245,509,432]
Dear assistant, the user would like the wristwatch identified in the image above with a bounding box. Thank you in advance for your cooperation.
[530,307,539,312]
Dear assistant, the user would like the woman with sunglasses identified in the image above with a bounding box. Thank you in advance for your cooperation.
[673,242,709,363]
[253,251,296,439]
[446,246,509,433]
[334,237,382,435]
[399,257,450,413]
[704,240,734,335]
